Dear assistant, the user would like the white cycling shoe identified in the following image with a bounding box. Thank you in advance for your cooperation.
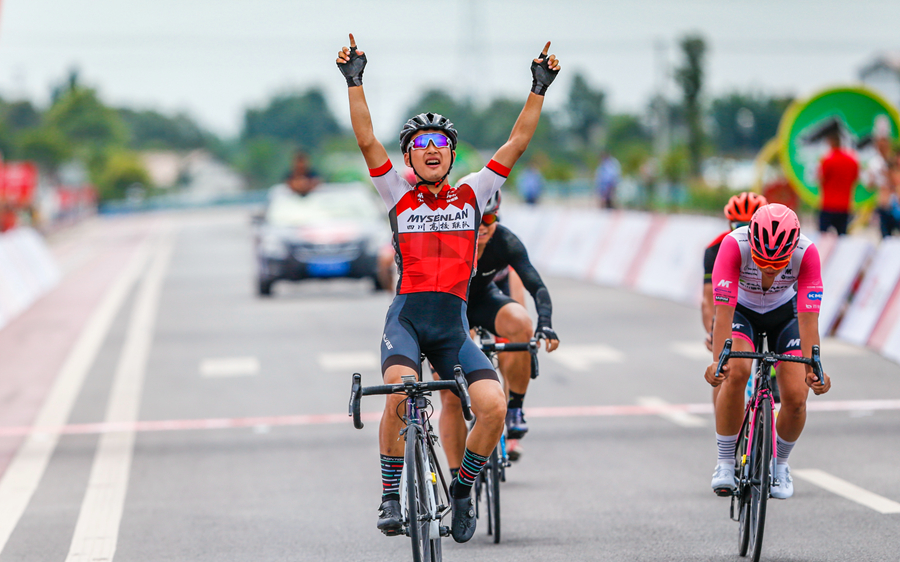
[711,462,736,496]
[770,463,794,499]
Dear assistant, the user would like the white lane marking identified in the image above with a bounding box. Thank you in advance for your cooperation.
[66,232,173,562]
[669,341,712,362]
[0,238,153,556]
[199,357,260,378]
[637,396,708,427]
[793,469,900,514]
[318,352,380,371]
[547,344,625,371]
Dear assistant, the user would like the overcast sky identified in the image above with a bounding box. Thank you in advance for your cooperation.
[1,0,899,138]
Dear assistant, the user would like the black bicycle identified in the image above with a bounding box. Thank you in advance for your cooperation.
[714,337,823,562]
[350,366,472,562]
[471,328,541,544]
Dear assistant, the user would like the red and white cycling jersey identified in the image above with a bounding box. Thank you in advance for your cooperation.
[370,159,509,299]
[712,226,823,314]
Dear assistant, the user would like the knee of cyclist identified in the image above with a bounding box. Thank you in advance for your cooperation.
[779,397,806,417]
[510,317,533,342]
[473,393,506,428]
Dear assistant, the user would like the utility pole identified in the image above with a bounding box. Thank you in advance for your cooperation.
[653,38,670,159]
[458,0,485,104]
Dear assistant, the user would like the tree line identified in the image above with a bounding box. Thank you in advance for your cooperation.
[0,34,794,200]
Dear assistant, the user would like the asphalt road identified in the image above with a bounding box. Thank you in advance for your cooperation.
[1,207,898,562]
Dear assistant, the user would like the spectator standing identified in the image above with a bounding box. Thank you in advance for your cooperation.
[595,151,620,209]
[817,129,859,235]
[517,161,544,205]
[864,134,898,238]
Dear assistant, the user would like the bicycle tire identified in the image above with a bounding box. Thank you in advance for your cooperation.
[736,411,752,557]
[747,398,772,562]
[405,424,428,562]
[423,437,446,562]
[487,448,501,543]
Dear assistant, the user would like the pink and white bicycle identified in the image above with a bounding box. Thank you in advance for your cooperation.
[714,337,823,562]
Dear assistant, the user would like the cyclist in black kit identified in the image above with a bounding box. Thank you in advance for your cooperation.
[437,191,559,474]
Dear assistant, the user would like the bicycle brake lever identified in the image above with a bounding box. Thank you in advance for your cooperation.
[811,345,824,384]
[350,373,363,429]
[453,365,474,421]
[715,339,733,378]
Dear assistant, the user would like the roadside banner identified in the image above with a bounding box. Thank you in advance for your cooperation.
[543,210,612,279]
[501,205,547,258]
[836,237,900,345]
[589,211,655,288]
[778,86,900,210]
[818,236,874,335]
[633,215,725,304]
[0,236,34,319]
[525,208,569,269]
[0,162,38,205]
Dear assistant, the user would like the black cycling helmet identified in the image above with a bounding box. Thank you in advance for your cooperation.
[399,113,458,153]
[484,191,501,215]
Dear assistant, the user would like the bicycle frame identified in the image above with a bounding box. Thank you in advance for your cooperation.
[715,336,823,561]
[349,368,473,549]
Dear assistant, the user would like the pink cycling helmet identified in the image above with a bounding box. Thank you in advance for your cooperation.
[748,203,800,262]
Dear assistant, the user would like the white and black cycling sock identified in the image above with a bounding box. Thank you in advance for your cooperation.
[776,436,796,465]
[716,433,739,464]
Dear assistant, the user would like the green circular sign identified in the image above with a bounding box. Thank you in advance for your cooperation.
[778,86,900,209]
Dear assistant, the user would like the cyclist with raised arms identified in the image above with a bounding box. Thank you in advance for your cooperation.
[336,33,560,542]
[704,203,831,499]
[437,191,559,473]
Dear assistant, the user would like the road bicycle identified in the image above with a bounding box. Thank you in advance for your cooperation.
[350,366,472,562]
[714,337,823,562]
[470,328,541,544]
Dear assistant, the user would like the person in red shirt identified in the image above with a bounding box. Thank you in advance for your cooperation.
[817,130,859,235]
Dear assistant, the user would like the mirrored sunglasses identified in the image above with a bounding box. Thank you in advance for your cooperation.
[481,213,498,226]
[751,252,791,271]
[410,132,452,151]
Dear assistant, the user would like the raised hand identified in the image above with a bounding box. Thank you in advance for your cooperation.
[531,41,561,96]
[336,33,367,87]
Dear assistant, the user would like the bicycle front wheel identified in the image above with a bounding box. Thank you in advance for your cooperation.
[735,410,752,557]
[405,424,430,562]
[747,398,772,562]
[486,448,501,543]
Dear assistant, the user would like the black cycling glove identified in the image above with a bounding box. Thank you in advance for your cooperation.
[530,52,559,96]
[338,48,367,87]
[535,323,558,342]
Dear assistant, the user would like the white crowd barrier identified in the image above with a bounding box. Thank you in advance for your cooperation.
[836,238,900,346]
[504,204,900,365]
[817,235,875,335]
[0,227,61,331]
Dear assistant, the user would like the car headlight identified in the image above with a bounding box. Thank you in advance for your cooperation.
[260,235,288,259]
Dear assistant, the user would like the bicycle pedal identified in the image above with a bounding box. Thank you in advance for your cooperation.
[380,528,404,537]
[439,525,451,537]
[714,487,734,498]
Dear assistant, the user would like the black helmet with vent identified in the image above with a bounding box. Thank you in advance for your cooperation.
[399,113,458,153]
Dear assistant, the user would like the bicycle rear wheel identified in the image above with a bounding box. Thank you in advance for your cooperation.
[405,424,431,562]
[746,399,772,562]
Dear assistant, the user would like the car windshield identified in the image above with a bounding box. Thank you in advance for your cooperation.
[266,183,382,227]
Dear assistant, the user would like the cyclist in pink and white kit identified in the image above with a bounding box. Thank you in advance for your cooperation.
[704,204,831,499]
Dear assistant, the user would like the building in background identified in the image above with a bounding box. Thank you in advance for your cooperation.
[859,53,900,110]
